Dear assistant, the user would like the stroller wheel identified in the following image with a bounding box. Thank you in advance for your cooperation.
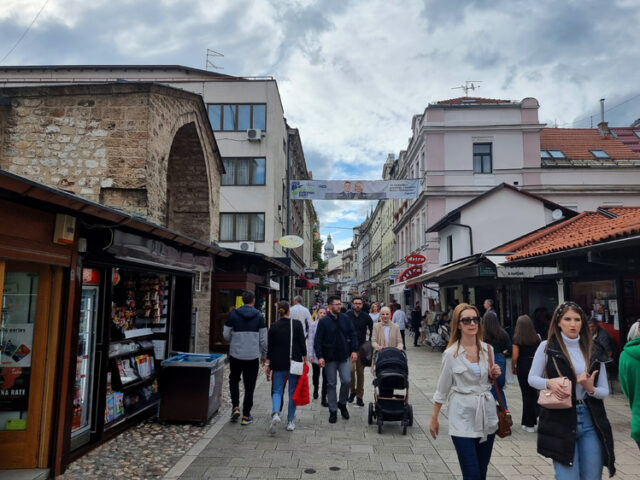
[407,404,413,427]
[377,416,383,434]
[402,424,407,435]
[368,403,374,425]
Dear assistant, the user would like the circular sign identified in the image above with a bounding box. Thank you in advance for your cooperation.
[278,235,304,248]
[405,254,426,264]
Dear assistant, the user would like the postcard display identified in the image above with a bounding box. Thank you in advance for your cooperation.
[104,270,169,428]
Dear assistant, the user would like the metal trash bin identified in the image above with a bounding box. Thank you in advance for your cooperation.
[159,353,226,425]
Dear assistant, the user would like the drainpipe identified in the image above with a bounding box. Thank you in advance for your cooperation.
[450,222,474,255]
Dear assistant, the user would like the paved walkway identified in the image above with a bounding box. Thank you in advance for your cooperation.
[165,337,640,480]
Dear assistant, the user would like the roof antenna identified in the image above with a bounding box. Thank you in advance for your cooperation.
[452,80,482,96]
[206,49,224,70]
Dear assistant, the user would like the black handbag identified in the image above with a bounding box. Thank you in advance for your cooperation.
[358,341,373,367]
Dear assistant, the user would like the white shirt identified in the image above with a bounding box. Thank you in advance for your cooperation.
[370,312,380,323]
[393,310,407,330]
[433,341,498,441]
[528,333,609,400]
[289,303,311,338]
[384,325,390,344]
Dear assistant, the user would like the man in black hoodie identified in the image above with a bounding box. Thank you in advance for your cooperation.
[315,295,358,423]
[223,291,267,425]
[347,296,372,407]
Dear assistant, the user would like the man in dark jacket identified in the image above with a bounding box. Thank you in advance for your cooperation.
[410,302,422,347]
[223,291,267,425]
[347,296,373,407]
[315,295,359,423]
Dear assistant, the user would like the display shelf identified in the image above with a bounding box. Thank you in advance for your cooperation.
[109,346,155,361]
[119,375,155,391]
[124,327,153,339]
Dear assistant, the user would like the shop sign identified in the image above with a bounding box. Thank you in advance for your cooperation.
[496,266,558,278]
[389,268,403,280]
[0,366,30,412]
[405,254,426,265]
[82,268,100,285]
[397,265,423,282]
[478,265,496,277]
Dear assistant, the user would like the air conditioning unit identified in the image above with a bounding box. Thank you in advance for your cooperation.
[238,241,255,252]
[246,129,262,141]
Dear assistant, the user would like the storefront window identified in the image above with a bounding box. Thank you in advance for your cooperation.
[0,270,39,431]
[570,280,618,326]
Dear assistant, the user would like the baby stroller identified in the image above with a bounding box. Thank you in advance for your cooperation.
[368,348,413,434]
[425,320,449,351]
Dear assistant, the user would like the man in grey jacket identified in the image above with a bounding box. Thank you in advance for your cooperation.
[223,291,267,425]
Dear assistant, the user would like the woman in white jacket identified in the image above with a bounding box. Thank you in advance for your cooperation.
[429,303,502,480]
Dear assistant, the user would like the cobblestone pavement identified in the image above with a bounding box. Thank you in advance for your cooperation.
[58,335,640,480]
[58,363,241,480]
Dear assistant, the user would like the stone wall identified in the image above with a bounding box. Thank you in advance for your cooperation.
[0,82,223,353]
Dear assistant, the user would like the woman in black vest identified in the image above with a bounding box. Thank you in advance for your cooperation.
[528,301,615,479]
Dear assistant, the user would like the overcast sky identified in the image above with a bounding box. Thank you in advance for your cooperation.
[2,0,639,252]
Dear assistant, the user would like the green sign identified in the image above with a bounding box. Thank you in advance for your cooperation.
[478,265,496,277]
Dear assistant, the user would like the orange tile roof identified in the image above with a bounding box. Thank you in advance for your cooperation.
[433,97,512,105]
[540,128,640,160]
[497,207,640,260]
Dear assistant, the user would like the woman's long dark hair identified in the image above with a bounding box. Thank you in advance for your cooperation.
[482,311,505,345]
[513,315,540,346]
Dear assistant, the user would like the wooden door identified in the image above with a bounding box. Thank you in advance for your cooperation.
[0,261,53,468]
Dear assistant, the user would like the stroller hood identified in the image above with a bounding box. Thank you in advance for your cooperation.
[375,348,408,376]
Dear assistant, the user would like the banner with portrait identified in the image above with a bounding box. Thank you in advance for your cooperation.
[290,179,420,200]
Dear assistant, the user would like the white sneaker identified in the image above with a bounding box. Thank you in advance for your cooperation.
[522,426,536,433]
[286,420,295,431]
[268,413,281,434]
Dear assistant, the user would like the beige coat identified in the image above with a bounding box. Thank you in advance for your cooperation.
[372,322,403,350]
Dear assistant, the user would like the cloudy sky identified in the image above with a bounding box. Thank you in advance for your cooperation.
[2,0,639,251]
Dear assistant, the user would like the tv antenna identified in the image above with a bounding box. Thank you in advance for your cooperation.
[452,80,482,96]
[206,49,224,70]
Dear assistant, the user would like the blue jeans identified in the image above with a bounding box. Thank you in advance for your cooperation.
[553,404,603,480]
[451,434,495,480]
[271,370,299,422]
[324,359,351,412]
[490,353,508,410]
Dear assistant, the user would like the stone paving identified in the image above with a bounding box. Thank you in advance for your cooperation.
[57,335,640,480]
[165,335,640,480]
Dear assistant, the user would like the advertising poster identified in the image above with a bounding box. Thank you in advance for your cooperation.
[0,323,34,368]
[290,179,420,200]
[0,366,31,411]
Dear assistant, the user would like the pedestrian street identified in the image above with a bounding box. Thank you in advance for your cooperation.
[165,338,640,480]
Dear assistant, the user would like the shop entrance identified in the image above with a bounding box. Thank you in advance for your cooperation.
[0,260,58,468]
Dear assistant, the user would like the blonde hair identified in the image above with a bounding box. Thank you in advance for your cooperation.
[628,321,640,342]
[448,303,483,358]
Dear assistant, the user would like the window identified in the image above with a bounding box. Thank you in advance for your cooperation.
[540,150,551,159]
[447,235,453,263]
[221,158,266,185]
[473,143,492,173]
[590,149,610,159]
[634,131,640,139]
[219,213,265,241]
[547,150,566,159]
[207,104,266,131]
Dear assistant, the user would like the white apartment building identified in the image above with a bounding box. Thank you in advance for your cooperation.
[0,65,317,294]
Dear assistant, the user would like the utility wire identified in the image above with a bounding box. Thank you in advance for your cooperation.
[565,92,640,127]
[0,0,50,64]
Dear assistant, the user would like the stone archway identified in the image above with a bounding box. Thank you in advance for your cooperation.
[166,122,211,242]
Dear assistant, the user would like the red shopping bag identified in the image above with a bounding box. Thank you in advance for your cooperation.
[292,363,310,406]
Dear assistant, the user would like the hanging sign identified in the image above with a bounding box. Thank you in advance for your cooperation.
[405,254,426,264]
[397,265,423,282]
[278,235,304,248]
[290,179,420,200]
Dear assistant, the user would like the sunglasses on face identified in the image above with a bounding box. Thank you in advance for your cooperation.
[460,316,480,325]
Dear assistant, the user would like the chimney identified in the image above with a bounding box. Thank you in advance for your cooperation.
[597,98,611,136]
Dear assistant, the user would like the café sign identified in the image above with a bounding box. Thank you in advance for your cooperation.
[405,254,426,265]
[397,265,423,282]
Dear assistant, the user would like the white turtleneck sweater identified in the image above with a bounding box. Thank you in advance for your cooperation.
[528,332,609,400]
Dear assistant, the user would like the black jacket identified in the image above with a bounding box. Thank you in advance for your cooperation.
[410,309,422,328]
[537,337,615,477]
[346,310,373,347]
[267,318,307,371]
[314,312,358,362]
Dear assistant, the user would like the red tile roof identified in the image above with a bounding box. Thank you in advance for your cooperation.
[541,128,640,161]
[495,207,640,260]
[433,97,512,105]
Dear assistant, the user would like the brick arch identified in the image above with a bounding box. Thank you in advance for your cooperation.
[166,121,211,242]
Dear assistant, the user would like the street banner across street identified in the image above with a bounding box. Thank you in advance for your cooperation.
[290,179,420,200]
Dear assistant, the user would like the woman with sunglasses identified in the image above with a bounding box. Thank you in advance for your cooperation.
[429,303,501,480]
[528,301,615,479]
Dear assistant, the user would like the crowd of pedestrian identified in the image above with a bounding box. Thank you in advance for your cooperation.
[223,289,640,479]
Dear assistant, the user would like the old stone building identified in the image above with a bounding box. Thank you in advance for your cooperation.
[0,82,224,351]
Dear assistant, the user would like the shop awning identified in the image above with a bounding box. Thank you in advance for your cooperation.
[405,256,480,286]
[389,281,407,295]
[0,170,230,258]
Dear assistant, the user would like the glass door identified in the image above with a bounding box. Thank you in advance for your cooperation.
[0,261,52,468]
[70,283,99,450]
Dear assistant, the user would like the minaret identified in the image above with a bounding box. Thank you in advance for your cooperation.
[324,233,335,259]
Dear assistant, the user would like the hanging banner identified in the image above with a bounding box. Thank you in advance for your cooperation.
[290,179,420,200]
